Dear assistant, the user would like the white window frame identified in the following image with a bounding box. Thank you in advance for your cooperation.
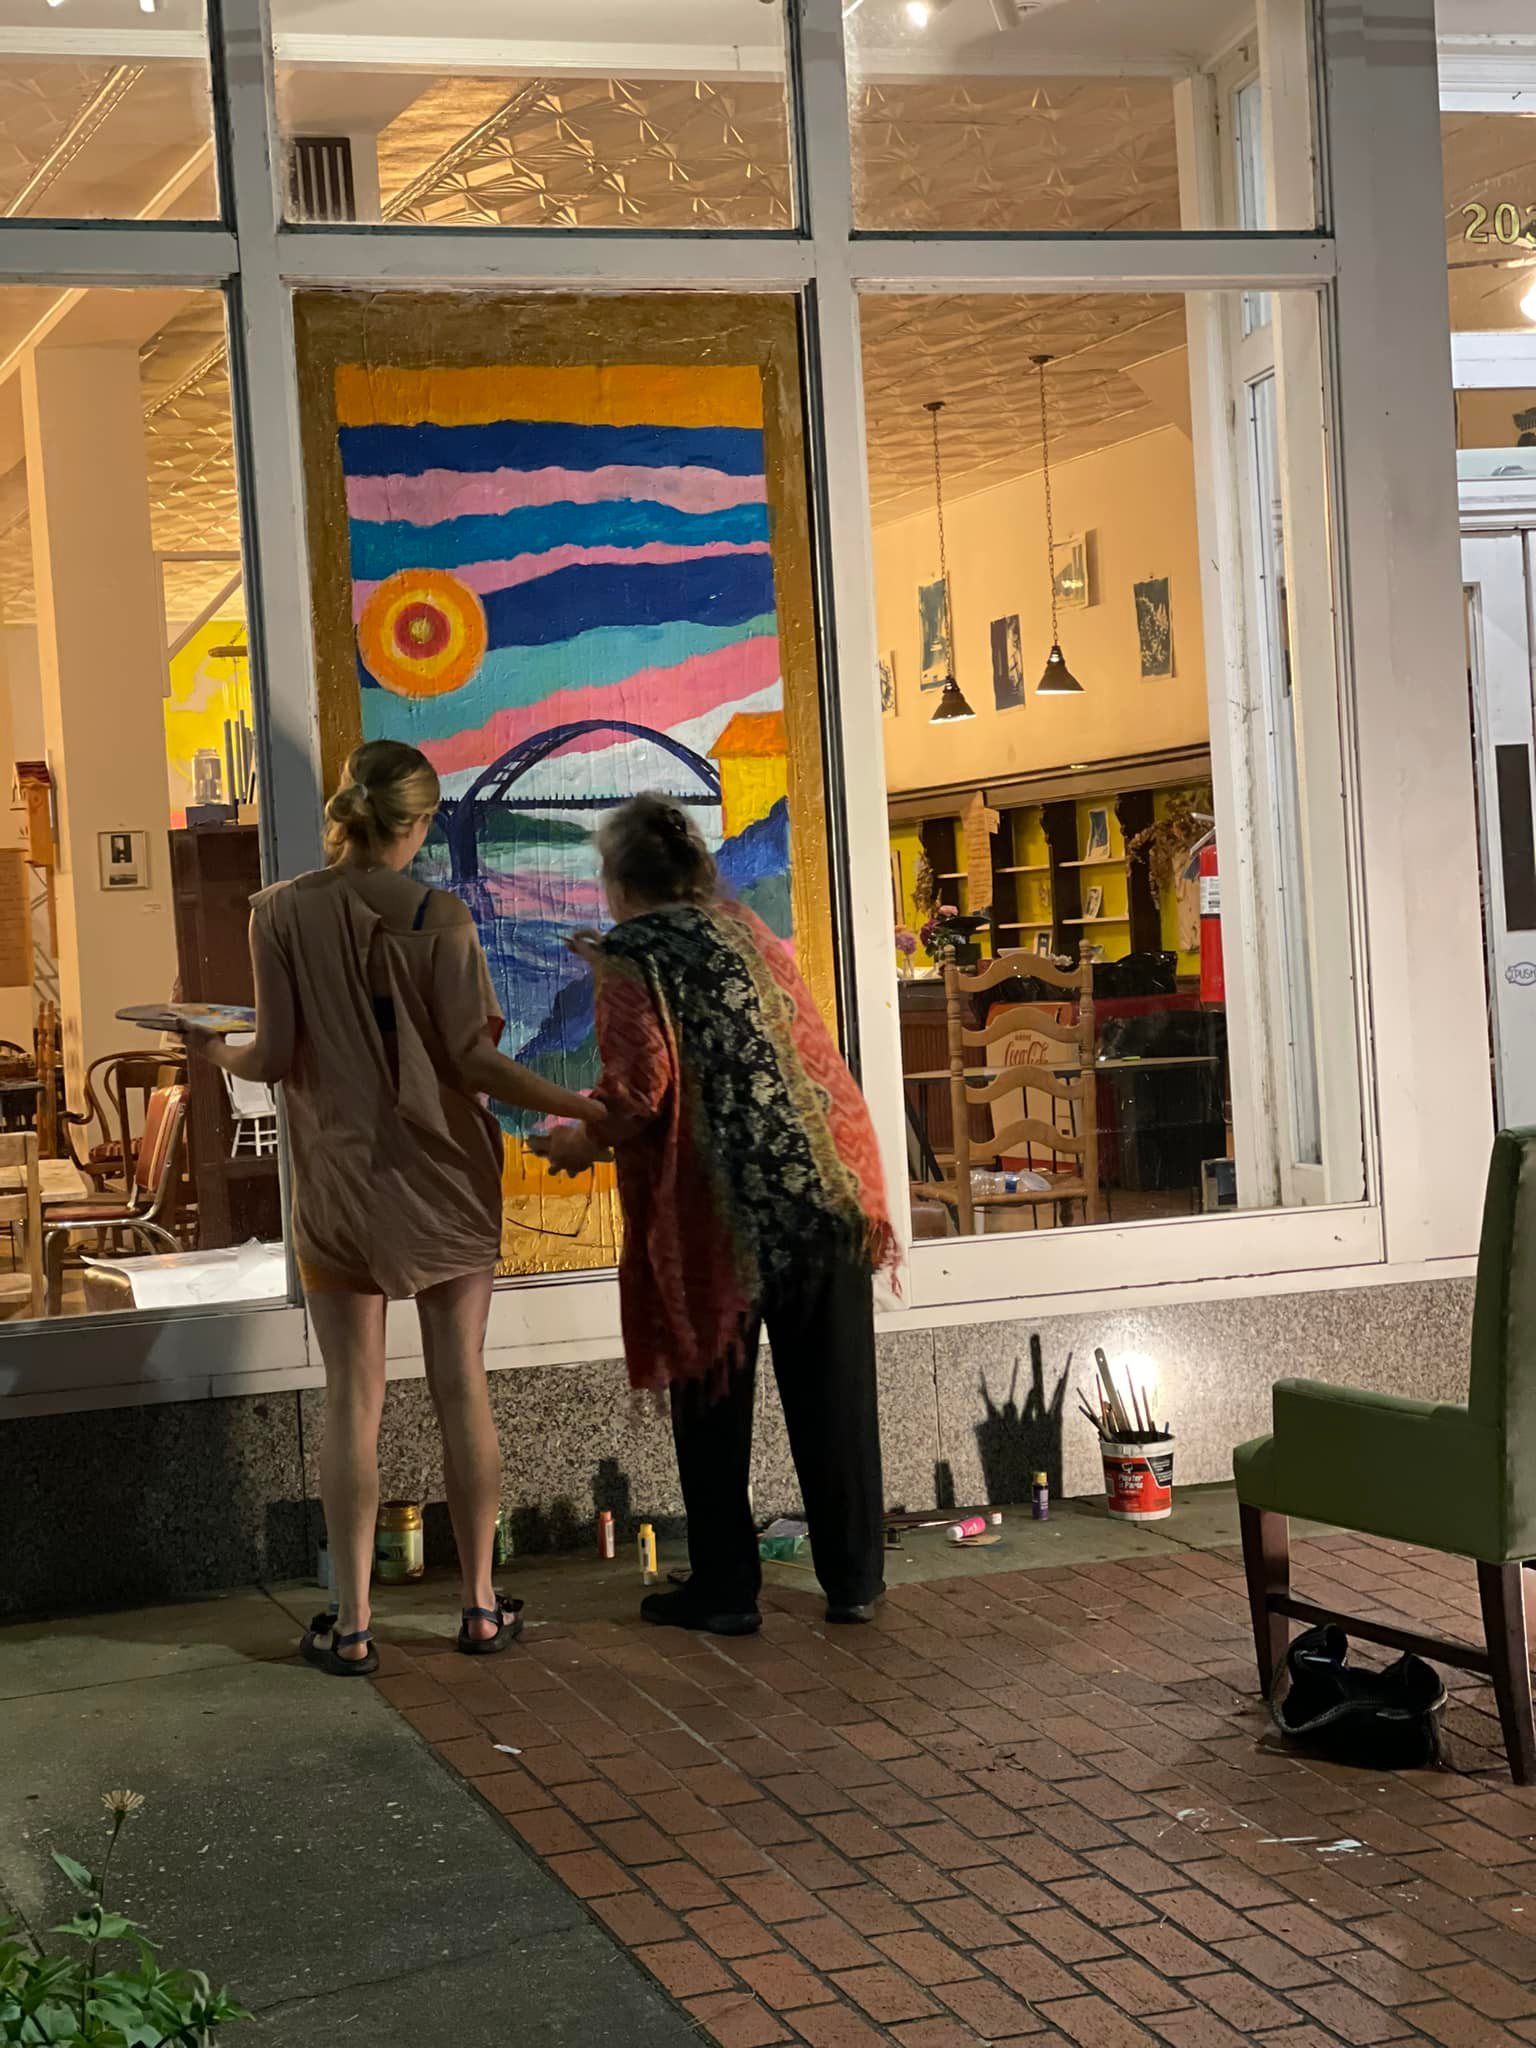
[0,0,1491,1416]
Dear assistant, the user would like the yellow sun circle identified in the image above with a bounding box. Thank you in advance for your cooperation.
[357,569,488,699]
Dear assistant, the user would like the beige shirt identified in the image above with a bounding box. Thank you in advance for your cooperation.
[252,865,504,1296]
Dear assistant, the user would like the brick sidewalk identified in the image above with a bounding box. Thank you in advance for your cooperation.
[374,1535,1536,2047]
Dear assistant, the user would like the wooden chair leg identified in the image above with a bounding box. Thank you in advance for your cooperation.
[1478,1561,1536,1786]
[1239,1503,1291,1695]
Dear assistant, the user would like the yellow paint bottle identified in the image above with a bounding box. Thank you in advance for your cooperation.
[637,1522,658,1583]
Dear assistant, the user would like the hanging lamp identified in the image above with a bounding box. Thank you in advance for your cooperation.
[1031,354,1084,696]
[924,399,975,723]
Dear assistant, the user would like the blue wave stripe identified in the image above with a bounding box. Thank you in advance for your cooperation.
[478,556,777,653]
[359,615,779,727]
[339,419,766,480]
[349,499,770,583]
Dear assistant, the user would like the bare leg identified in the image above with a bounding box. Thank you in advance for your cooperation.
[307,1289,388,1660]
[418,1270,500,1642]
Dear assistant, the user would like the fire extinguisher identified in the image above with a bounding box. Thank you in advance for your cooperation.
[1198,843,1224,1005]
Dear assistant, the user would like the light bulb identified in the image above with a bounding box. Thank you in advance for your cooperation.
[906,0,932,24]
[1522,275,1536,325]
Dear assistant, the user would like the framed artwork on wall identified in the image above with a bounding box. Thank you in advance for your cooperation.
[294,290,834,1278]
[918,577,952,690]
[989,613,1024,711]
[880,653,897,717]
[1084,883,1104,920]
[1135,576,1174,678]
[1052,533,1094,610]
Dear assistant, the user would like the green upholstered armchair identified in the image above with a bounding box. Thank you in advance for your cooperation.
[1234,1128,1536,1784]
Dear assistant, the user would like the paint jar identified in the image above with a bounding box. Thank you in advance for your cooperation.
[946,1515,988,1544]
[1101,1437,1175,1523]
[597,1511,616,1560]
[637,1522,658,1582]
[1032,1473,1050,1521]
[375,1500,424,1581]
[493,1510,512,1567]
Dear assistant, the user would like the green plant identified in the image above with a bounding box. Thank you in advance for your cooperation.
[0,1792,250,2047]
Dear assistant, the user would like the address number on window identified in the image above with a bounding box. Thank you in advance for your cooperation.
[1462,201,1536,246]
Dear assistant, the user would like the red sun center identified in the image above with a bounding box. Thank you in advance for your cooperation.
[393,601,451,658]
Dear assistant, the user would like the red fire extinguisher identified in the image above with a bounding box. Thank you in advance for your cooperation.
[1198,844,1224,1005]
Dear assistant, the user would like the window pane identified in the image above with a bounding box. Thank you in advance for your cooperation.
[292,290,830,1277]
[1442,111,1536,334]
[273,1,793,227]
[0,10,216,220]
[0,286,280,1321]
[846,0,1318,233]
[869,289,1357,1241]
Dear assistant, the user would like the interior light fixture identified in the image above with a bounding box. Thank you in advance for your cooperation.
[1031,354,1084,697]
[924,400,975,724]
[905,0,931,24]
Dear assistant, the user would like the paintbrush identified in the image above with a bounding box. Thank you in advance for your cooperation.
[1096,1348,1133,1437]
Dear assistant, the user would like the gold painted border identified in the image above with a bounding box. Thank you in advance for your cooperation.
[292,289,836,1036]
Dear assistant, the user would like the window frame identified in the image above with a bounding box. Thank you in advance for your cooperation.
[0,0,1490,1415]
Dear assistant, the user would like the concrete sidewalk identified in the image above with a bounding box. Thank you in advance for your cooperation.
[0,1587,699,2045]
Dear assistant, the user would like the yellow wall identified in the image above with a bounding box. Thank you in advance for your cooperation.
[877,426,1208,796]
[164,620,253,827]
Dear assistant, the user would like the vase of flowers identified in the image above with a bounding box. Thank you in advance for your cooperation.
[920,905,991,968]
[894,926,918,978]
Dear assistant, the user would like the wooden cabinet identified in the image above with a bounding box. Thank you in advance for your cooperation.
[167,825,281,1250]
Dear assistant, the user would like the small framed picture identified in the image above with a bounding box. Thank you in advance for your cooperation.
[879,654,897,717]
[1084,884,1105,920]
[1035,930,1054,958]
[99,830,148,891]
[1052,533,1094,610]
[1086,807,1110,855]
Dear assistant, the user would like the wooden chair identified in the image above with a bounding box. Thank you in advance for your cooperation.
[62,1048,187,1194]
[0,1132,45,1320]
[45,1082,189,1312]
[914,949,1100,1235]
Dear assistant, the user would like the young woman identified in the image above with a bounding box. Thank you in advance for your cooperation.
[538,795,896,1636]
[189,740,604,1675]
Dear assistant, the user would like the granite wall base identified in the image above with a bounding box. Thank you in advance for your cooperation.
[1,1277,1473,1617]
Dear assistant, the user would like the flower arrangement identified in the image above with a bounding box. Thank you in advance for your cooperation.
[894,926,919,977]
[920,905,992,963]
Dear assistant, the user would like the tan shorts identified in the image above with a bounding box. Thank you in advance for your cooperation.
[298,1256,385,1298]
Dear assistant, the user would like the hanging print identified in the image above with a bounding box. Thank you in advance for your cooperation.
[918,577,952,690]
[295,293,833,1275]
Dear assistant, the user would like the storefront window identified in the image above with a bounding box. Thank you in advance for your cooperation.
[0,5,216,220]
[0,285,280,1323]
[869,287,1357,1238]
[844,0,1318,233]
[272,0,794,228]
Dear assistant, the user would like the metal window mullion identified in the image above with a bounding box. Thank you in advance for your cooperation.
[0,223,237,286]
[850,234,1335,292]
[798,0,911,1267]
[214,0,323,888]
[273,224,817,288]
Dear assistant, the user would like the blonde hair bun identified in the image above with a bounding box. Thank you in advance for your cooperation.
[323,741,440,866]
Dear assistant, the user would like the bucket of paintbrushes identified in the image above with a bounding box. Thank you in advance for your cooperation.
[1100,1435,1175,1521]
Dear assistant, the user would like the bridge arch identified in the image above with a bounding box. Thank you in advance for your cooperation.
[444,718,721,883]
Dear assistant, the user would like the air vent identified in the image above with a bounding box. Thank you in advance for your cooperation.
[288,136,356,223]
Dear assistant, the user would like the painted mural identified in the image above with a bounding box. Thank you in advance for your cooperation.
[297,296,830,1275]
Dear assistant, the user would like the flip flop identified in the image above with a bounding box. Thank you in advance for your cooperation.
[457,1593,525,1656]
[300,1611,379,1677]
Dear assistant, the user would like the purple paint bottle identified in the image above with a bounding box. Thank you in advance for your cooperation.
[1032,1472,1050,1521]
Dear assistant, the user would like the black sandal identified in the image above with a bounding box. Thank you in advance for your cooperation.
[300,1612,379,1677]
[457,1594,524,1656]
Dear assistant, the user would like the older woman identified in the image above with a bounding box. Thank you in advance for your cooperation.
[538,795,895,1636]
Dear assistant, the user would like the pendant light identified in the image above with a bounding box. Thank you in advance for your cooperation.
[1032,353,1084,696]
[924,399,975,723]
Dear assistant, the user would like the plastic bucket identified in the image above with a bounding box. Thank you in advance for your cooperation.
[1101,1436,1175,1522]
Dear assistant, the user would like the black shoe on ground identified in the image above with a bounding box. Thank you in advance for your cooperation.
[826,1600,881,1625]
[641,1587,762,1637]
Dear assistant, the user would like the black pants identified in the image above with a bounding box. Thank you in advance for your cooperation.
[669,1253,885,1611]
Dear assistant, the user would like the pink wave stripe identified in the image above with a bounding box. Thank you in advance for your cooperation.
[352,539,769,620]
[419,634,782,778]
[348,463,768,526]
[481,872,605,922]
